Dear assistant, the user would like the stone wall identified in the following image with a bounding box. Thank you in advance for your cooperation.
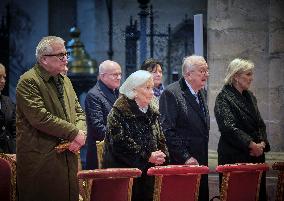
[207,0,284,152]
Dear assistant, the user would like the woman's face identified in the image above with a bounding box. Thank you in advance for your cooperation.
[151,64,163,87]
[0,67,6,92]
[135,78,154,108]
[234,70,253,91]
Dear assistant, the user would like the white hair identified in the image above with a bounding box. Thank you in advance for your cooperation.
[182,55,206,76]
[98,60,120,74]
[35,36,65,62]
[120,70,152,99]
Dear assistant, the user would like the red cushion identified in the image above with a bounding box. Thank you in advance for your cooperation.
[216,163,269,173]
[147,165,209,175]
[77,168,142,179]
[0,158,12,201]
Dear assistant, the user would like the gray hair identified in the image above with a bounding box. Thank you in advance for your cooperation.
[224,58,254,85]
[182,55,206,76]
[119,70,152,99]
[35,36,65,62]
[98,60,120,74]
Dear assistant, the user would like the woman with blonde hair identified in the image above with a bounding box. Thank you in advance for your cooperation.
[214,58,270,201]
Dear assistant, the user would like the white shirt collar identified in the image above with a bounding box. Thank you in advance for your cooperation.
[184,79,198,96]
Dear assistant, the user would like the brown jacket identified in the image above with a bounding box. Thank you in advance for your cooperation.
[16,64,86,201]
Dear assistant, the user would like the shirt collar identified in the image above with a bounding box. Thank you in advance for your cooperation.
[184,79,198,96]
[35,63,64,82]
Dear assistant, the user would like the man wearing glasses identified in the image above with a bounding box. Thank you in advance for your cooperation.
[159,55,210,201]
[16,36,86,201]
[85,60,122,169]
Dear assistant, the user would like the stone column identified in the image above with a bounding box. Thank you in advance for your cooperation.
[207,0,271,149]
[268,0,284,151]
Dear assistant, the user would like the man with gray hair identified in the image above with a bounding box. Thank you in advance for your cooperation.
[85,60,122,169]
[159,55,210,201]
[16,36,86,201]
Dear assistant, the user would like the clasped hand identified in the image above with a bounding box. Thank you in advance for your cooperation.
[249,141,265,157]
[68,130,86,153]
[148,150,167,165]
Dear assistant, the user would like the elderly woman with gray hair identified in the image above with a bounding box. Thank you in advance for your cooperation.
[214,58,270,201]
[103,70,169,201]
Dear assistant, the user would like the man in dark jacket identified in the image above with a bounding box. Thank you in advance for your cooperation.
[0,63,16,154]
[85,60,121,169]
[159,55,210,201]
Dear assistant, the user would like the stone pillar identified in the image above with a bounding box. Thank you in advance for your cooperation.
[207,0,274,150]
[268,0,284,151]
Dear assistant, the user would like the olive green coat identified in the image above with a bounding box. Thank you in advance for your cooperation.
[16,64,86,201]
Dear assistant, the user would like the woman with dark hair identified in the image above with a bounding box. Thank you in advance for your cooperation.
[141,58,164,99]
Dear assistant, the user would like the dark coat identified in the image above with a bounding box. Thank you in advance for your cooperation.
[103,95,169,201]
[85,79,119,169]
[16,64,86,201]
[159,78,209,164]
[0,95,16,153]
[214,84,270,201]
[214,84,270,163]
[159,77,210,201]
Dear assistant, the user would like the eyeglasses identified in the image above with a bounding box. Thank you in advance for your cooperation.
[198,69,209,75]
[188,69,209,76]
[102,73,122,79]
[44,52,70,61]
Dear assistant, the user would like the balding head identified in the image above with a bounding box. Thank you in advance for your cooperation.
[99,60,120,74]
[98,60,122,90]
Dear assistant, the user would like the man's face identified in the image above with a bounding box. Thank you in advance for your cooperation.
[100,63,122,90]
[185,60,209,91]
[41,43,69,76]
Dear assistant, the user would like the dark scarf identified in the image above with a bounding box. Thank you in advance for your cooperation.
[153,84,164,98]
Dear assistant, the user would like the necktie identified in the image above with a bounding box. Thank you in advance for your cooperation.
[52,76,69,144]
[197,92,205,118]
[53,76,68,121]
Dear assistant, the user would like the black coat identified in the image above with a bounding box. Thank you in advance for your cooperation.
[214,84,270,201]
[159,78,209,165]
[159,78,209,201]
[85,80,119,169]
[103,95,169,201]
[214,84,270,164]
[0,95,16,153]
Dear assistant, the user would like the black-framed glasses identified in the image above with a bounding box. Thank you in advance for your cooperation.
[44,52,70,61]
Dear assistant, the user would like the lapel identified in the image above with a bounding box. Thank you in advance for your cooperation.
[224,85,257,123]
[35,65,70,121]
[60,75,71,122]
[198,89,210,129]
[97,80,117,105]
[0,95,8,118]
[179,78,208,126]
